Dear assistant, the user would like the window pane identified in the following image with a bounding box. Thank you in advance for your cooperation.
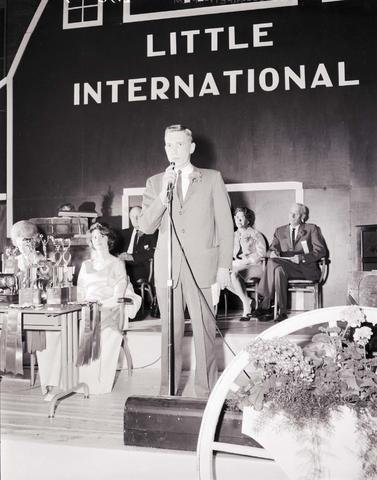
[68,0,83,8]
[68,8,83,23]
[83,0,98,6]
[83,6,98,21]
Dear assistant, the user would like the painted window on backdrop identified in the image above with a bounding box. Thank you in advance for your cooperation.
[63,0,103,30]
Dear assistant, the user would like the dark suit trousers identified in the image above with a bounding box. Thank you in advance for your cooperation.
[126,262,150,285]
[156,261,217,398]
[258,258,320,314]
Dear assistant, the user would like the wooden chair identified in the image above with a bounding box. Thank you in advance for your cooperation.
[221,258,266,316]
[135,258,155,315]
[273,256,330,319]
[118,297,134,377]
[196,305,377,480]
[245,278,261,310]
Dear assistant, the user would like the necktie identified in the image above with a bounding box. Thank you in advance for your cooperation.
[176,170,183,204]
[291,227,296,247]
[136,230,140,245]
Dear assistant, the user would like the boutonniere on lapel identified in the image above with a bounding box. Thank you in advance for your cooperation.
[189,170,202,183]
[144,244,150,251]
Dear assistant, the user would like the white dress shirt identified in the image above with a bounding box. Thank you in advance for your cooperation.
[127,228,138,254]
[176,163,194,201]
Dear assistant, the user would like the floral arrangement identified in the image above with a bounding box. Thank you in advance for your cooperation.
[230,306,377,477]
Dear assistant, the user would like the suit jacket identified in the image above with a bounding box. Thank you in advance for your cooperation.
[138,166,234,289]
[121,228,157,264]
[269,223,327,280]
[120,228,157,282]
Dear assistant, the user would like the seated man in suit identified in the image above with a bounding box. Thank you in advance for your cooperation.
[119,206,158,287]
[252,203,327,322]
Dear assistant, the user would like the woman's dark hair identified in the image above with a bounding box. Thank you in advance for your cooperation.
[234,207,255,227]
[86,222,117,252]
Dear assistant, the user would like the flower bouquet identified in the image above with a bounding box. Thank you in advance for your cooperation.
[231,306,377,480]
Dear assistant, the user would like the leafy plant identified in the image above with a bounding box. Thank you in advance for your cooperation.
[234,306,377,423]
[230,306,377,476]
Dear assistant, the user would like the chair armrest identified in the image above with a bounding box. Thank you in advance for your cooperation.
[148,258,154,283]
[318,257,330,285]
[117,297,134,330]
[117,297,134,305]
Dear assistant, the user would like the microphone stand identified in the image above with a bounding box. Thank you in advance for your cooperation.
[166,181,175,396]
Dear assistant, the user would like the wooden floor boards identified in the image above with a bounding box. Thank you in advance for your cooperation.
[0,312,316,449]
[0,369,163,448]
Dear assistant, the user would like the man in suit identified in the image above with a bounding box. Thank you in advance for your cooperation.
[138,124,233,397]
[253,203,327,322]
[119,206,157,286]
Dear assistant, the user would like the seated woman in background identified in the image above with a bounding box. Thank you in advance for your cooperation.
[37,223,141,399]
[227,207,266,321]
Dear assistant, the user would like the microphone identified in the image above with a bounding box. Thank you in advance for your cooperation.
[167,161,175,193]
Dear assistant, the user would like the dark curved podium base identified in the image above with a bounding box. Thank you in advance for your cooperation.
[124,395,261,451]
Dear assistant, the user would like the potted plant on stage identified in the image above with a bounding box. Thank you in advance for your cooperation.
[230,306,377,480]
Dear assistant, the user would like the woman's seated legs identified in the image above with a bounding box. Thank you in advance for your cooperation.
[228,270,253,317]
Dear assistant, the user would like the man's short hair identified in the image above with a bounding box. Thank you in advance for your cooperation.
[165,124,193,141]
[295,203,309,222]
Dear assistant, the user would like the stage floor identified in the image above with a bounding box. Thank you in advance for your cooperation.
[126,310,317,372]
[1,368,166,448]
[1,309,317,446]
[1,310,313,480]
[1,369,289,480]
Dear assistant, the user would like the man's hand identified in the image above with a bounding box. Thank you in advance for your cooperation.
[119,252,134,262]
[270,250,280,259]
[217,267,230,290]
[159,164,176,204]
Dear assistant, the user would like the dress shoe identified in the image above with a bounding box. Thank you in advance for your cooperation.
[274,313,288,323]
[250,307,272,318]
[240,316,250,322]
[258,313,274,322]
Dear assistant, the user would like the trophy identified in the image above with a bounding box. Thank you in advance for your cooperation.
[39,234,48,259]
[62,239,76,301]
[62,238,72,267]
[48,236,63,266]
[0,273,18,303]
[2,245,18,274]
[45,236,73,304]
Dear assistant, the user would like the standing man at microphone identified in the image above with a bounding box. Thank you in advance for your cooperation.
[139,124,234,398]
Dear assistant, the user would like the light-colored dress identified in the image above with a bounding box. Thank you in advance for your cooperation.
[37,255,141,395]
[77,256,139,394]
[232,227,266,280]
